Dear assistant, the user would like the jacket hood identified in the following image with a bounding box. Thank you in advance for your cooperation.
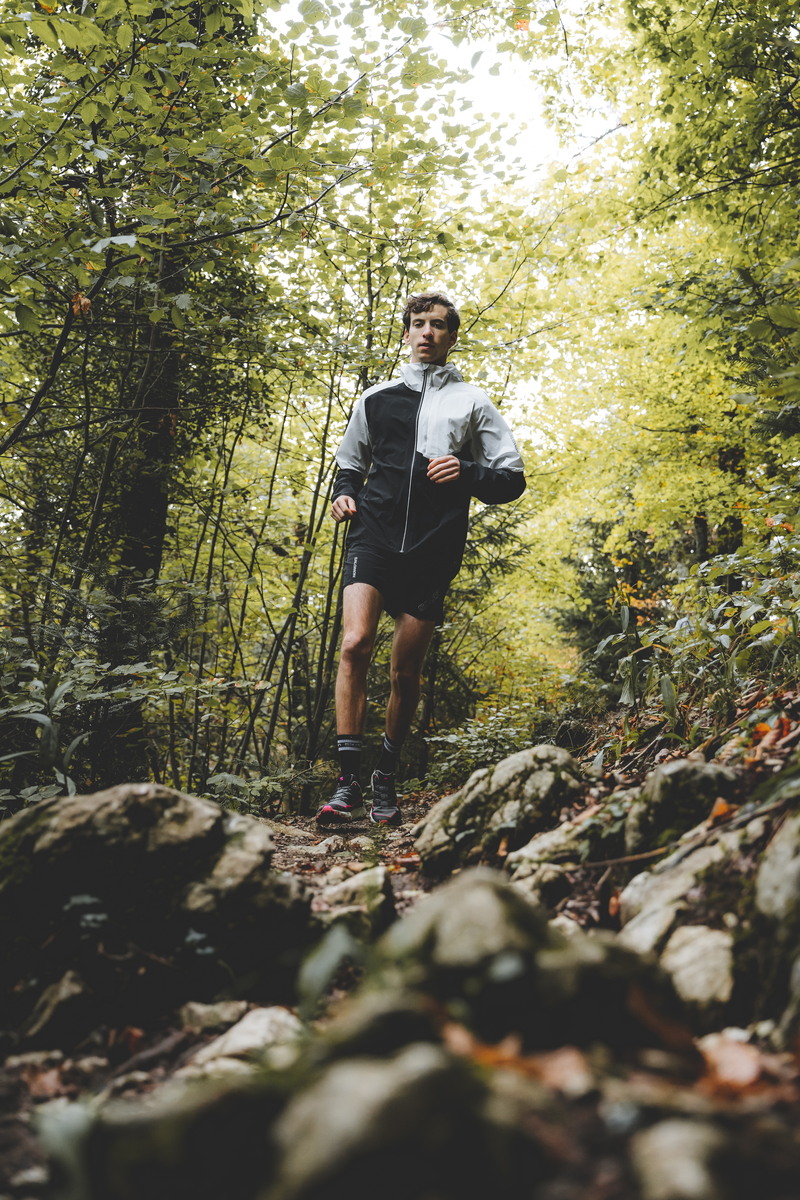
[399,361,463,391]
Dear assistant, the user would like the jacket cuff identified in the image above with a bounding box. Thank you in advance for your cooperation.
[332,467,365,502]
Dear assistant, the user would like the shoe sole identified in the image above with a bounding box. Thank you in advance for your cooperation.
[369,807,402,826]
[316,805,366,825]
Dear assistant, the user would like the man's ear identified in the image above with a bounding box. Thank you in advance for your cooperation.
[403,328,410,344]
[449,330,458,348]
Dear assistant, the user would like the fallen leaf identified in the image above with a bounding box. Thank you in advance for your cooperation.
[709,797,738,826]
[531,1047,593,1097]
[699,1032,761,1088]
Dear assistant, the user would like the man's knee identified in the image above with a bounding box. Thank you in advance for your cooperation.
[340,630,374,671]
[391,662,421,697]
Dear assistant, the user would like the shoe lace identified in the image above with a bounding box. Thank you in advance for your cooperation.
[332,776,359,805]
[372,771,396,808]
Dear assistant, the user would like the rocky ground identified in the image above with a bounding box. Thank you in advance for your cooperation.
[3,689,800,1199]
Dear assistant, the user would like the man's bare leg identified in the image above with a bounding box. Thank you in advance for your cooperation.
[386,612,436,743]
[317,583,384,825]
[335,583,384,734]
[370,611,435,825]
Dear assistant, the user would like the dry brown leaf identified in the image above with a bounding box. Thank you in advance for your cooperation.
[700,1034,762,1088]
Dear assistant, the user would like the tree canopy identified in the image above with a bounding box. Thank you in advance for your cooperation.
[2,0,800,806]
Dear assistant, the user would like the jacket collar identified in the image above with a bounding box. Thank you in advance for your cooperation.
[399,360,463,392]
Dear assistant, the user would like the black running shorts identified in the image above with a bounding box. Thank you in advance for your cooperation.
[343,544,460,624]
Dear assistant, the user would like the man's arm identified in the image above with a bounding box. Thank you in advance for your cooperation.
[459,395,526,504]
[460,459,526,503]
[331,394,372,521]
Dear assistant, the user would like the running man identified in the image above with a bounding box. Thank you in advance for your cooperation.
[316,291,526,827]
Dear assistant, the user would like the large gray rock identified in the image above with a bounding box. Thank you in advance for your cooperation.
[267,1043,496,1200]
[40,1073,286,1200]
[374,868,691,1051]
[316,865,396,938]
[505,790,635,885]
[0,784,310,1041]
[413,746,583,875]
[755,810,800,921]
[40,1041,543,1200]
[618,842,730,955]
[505,819,585,879]
[625,759,735,855]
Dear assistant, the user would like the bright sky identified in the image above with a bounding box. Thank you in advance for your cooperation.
[434,30,563,183]
[432,27,616,187]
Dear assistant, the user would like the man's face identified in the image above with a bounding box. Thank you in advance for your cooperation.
[403,304,458,366]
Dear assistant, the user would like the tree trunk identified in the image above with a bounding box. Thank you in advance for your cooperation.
[92,325,179,788]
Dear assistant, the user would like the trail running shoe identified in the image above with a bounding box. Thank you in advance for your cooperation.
[370,769,402,826]
[316,775,365,825]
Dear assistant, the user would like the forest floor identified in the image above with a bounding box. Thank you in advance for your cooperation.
[5,690,800,1198]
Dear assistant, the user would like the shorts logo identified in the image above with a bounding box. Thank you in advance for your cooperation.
[353,556,358,579]
[419,588,440,612]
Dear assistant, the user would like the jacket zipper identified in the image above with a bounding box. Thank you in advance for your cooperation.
[400,365,427,553]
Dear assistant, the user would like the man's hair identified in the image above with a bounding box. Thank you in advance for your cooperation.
[402,291,460,334]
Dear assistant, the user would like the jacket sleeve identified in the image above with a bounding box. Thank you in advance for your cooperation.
[460,395,526,505]
[333,393,372,501]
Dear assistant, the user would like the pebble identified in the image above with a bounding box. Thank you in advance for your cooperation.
[630,1118,728,1199]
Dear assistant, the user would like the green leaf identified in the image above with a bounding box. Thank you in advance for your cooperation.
[298,924,364,1023]
[15,303,39,333]
[30,18,59,48]
[298,0,326,20]
[129,79,152,110]
[660,675,677,719]
[63,732,89,771]
[284,82,308,106]
[342,94,362,119]
[767,305,800,329]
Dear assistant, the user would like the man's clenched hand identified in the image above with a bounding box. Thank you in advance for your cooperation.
[427,455,461,483]
[331,495,357,523]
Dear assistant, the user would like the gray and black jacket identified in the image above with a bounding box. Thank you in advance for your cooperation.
[332,361,526,561]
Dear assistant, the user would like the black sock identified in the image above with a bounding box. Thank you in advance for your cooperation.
[376,733,402,776]
[337,734,362,783]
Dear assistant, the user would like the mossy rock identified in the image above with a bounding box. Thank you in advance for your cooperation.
[0,784,310,1041]
[624,759,735,855]
[413,746,583,876]
[372,868,692,1051]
